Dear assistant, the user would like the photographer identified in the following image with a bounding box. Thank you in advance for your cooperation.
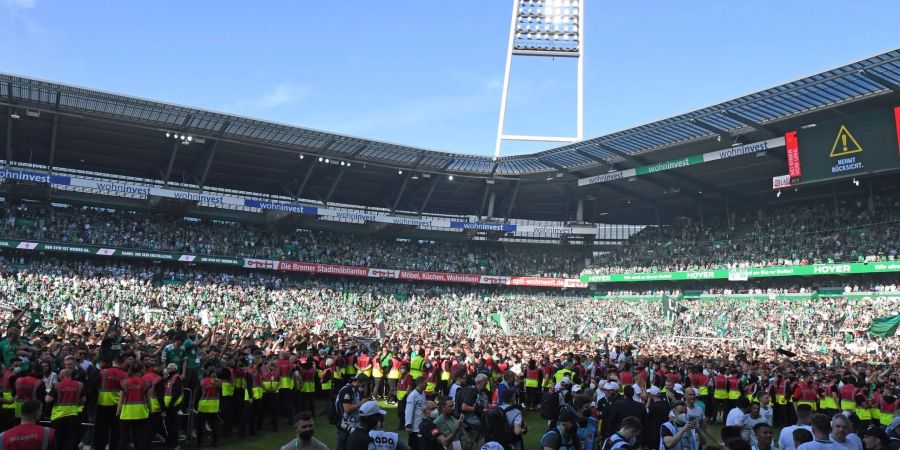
[661,401,699,450]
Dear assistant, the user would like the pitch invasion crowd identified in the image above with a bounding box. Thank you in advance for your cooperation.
[0,256,895,449]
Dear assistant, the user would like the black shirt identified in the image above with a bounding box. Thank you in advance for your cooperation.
[418,419,445,450]
[345,426,374,450]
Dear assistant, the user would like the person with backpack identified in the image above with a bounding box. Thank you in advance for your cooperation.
[460,374,490,450]
[541,404,583,450]
[499,389,527,450]
[336,373,372,450]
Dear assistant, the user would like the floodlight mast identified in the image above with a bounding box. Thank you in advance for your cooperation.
[494,0,584,158]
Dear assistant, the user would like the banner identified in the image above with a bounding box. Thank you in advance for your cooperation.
[593,292,900,302]
[240,258,584,289]
[0,167,601,236]
[580,260,900,283]
[0,239,243,265]
[578,137,785,187]
[785,131,802,178]
[868,314,900,338]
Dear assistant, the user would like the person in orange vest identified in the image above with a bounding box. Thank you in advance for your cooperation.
[94,355,127,450]
[712,369,728,423]
[142,360,165,446]
[260,358,281,433]
[44,368,84,450]
[0,360,18,432]
[276,352,296,428]
[298,358,317,416]
[396,364,413,429]
[196,366,222,447]
[0,400,55,450]
[162,363,183,450]
[14,366,44,422]
[117,362,150,450]
[524,360,541,410]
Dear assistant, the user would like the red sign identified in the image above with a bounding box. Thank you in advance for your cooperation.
[785,131,802,178]
[894,107,900,156]
[242,258,585,289]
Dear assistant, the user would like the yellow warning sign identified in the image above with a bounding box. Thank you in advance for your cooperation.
[829,125,863,157]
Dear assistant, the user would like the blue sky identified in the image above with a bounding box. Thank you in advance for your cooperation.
[2,0,898,156]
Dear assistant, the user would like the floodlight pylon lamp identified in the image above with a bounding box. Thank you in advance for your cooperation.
[494,0,583,158]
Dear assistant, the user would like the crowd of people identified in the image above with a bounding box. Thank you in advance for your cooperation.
[585,192,900,274]
[0,203,588,278]
[0,189,895,450]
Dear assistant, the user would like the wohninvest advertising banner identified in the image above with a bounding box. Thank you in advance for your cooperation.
[0,168,598,236]
[577,137,785,187]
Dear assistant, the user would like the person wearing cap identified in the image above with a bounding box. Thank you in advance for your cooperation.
[541,404,583,450]
[162,362,184,450]
[405,377,427,450]
[862,426,890,450]
[351,400,413,450]
[460,373,490,450]
[602,385,646,442]
[337,373,373,450]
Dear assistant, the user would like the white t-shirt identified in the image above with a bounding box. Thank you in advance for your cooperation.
[778,424,812,450]
[797,440,846,450]
[759,406,774,426]
[725,408,746,426]
[745,415,769,446]
[632,384,643,403]
[830,434,863,450]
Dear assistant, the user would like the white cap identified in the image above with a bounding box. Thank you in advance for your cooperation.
[561,376,572,385]
[647,386,661,396]
[358,400,387,417]
[606,381,620,391]
[674,383,684,394]
[482,443,505,450]
[572,384,582,393]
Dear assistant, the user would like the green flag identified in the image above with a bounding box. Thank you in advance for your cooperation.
[868,314,900,337]
[490,312,510,336]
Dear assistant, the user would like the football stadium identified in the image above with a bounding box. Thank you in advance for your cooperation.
[1,2,900,450]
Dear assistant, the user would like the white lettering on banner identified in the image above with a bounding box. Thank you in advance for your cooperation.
[479,276,510,285]
[0,169,51,184]
[578,137,786,187]
[243,258,279,270]
[772,175,792,189]
[517,226,599,235]
[368,268,399,278]
[812,264,851,274]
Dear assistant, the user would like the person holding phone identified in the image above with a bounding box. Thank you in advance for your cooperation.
[661,402,699,450]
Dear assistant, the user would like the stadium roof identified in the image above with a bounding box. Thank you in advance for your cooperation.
[2,48,900,223]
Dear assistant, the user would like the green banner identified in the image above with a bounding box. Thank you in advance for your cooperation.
[0,239,244,266]
[868,314,900,337]
[594,292,900,302]
[581,261,900,283]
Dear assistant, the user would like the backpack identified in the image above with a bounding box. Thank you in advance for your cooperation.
[454,385,473,417]
[480,405,518,449]
[328,385,351,425]
[540,391,561,420]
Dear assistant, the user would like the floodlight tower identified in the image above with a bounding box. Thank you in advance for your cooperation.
[494,0,584,158]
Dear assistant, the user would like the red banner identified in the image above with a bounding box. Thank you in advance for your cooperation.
[785,131,802,178]
[241,258,584,289]
[894,106,900,156]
